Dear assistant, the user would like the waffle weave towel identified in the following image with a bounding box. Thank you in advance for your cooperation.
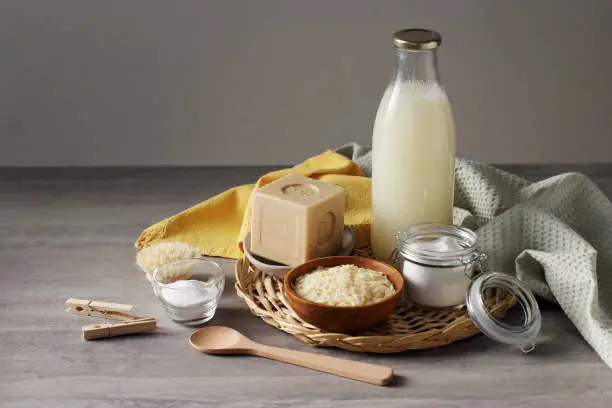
[337,142,612,369]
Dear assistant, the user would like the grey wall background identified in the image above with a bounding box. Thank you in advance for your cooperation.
[1,0,611,166]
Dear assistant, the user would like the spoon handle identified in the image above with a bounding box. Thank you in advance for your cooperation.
[251,344,393,386]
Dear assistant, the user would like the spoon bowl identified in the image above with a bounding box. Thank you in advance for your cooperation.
[189,326,253,354]
[189,326,394,386]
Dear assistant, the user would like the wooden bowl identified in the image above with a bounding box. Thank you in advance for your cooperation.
[283,256,404,333]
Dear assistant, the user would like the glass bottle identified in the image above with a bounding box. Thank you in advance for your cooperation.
[371,29,456,261]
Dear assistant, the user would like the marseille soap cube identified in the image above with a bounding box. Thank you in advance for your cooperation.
[250,174,346,266]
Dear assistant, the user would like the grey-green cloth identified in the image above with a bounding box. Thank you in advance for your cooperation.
[336,143,612,369]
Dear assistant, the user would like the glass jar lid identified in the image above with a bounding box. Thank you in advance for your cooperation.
[396,223,481,267]
[466,272,542,353]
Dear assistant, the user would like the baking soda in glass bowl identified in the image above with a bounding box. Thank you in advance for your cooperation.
[153,258,225,325]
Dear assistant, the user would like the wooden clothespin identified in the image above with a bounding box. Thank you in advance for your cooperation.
[65,298,157,341]
[66,298,137,321]
[80,318,157,341]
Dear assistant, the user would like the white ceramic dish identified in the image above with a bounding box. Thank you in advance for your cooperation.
[242,226,356,278]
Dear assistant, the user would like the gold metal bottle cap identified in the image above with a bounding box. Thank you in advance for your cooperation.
[392,29,442,50]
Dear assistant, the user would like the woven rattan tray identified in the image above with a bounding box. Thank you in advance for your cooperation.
[235,247,516,353]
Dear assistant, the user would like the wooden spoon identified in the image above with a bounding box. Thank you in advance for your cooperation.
[189,326,394,386]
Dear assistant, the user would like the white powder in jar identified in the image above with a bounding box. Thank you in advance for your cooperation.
[293,264,395,307]
[402,236,472,307]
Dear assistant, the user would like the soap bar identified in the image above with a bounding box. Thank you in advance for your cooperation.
[250,174,346,266]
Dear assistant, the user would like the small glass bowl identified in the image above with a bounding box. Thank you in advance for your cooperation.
[152,258,225,326]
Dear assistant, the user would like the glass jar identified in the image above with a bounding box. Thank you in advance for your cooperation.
[396,224,482,307]
[395,223,542,353]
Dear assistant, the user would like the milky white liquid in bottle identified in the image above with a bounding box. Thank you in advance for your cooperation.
[371,30,455,261]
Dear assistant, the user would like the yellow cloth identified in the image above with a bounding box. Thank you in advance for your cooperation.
[135,150,371,259]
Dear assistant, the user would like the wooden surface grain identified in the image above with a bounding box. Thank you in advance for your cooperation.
[1,165,612,408]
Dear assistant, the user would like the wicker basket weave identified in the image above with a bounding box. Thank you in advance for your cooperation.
[235,247,516,353]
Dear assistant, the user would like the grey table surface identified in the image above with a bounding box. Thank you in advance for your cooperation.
[2,165,612,408]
